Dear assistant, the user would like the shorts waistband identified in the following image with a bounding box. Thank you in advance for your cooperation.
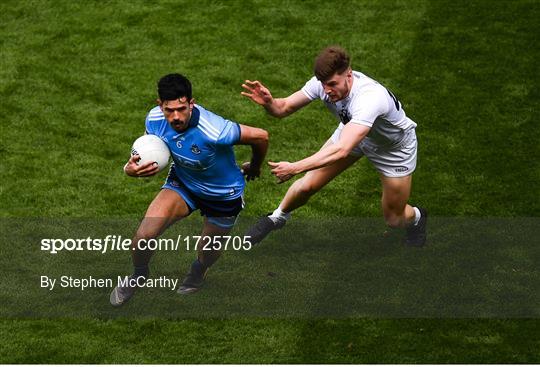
[363,128,416,149]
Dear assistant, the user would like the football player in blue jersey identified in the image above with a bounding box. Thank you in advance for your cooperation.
[110,73,268,306]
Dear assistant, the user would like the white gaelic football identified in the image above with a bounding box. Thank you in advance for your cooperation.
[131,135,171,172]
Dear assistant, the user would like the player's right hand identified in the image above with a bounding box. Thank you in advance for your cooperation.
[241,80,273,106]
[240,161,261,181]
[124,154,160,177]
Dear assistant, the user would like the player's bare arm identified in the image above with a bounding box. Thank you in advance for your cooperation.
[124,154,160,177]
[241,80,311,118]
[269,123,370,183]
[236,124,269,181]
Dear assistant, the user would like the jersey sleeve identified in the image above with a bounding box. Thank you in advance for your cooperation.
[349,88,388,128]
[301,76,324,101]
[216,119,241,146]
[145,106,164,135]
[144,115,154,135]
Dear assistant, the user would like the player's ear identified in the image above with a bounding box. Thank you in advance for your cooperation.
[189,98,195,109]
[157,99,163,109]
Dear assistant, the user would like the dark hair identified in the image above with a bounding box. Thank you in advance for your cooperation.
[157,73,192,101]
[314,46,351,82]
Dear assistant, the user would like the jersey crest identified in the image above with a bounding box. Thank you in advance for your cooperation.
[191,144,201,154]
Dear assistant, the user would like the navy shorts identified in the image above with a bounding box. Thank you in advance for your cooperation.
[162,168,244,229]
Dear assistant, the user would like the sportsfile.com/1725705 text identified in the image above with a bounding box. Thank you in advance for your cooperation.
[40,235,252,254]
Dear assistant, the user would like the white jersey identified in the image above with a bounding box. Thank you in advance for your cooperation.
[301,71,417,146]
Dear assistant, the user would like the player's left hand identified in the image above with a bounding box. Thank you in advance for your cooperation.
[241,162,261,181]
[268,161,298,183]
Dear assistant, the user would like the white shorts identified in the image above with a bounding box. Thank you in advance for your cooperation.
[330,126,417,177]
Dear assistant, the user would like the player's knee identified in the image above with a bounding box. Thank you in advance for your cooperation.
[295,179,321,197]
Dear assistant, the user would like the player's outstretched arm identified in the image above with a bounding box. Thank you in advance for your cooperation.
[269,123,371,183]
[241,80,311,118]
[123,154,160,177]
[236,124,269,181]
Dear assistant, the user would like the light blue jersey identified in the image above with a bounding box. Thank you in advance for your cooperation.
[145,104,244,201]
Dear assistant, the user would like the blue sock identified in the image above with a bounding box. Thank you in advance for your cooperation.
[193,258,208,273]
[133,265,149,279]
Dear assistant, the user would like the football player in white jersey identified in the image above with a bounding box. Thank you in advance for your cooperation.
[241,45,427,246]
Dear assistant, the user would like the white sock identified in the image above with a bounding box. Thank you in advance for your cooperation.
[269,206,291,223]
[413,207,421,226]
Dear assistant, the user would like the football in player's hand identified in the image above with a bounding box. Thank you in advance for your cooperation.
[131,135,171,172]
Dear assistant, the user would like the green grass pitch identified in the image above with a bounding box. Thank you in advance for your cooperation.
[1,0,539,363]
